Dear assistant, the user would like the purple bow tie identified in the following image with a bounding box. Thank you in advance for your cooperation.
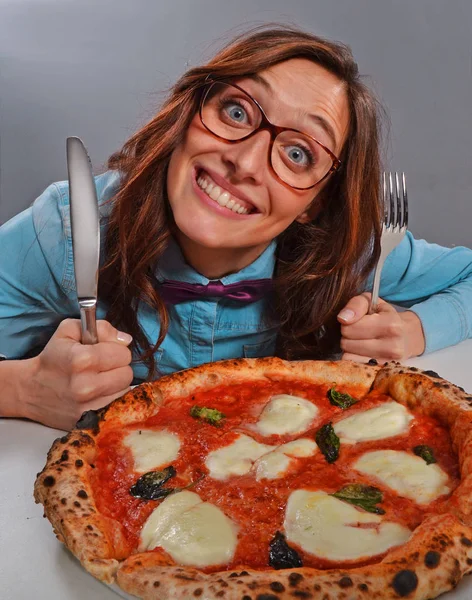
[158,278,273,304]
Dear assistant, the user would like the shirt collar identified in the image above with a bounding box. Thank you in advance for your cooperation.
[156,237,276,284]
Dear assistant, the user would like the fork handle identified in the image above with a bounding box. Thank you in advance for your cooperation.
[369,256,386,314]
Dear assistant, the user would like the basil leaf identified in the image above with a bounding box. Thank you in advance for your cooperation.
[269,531,303,570]
[190,405,225,426]
[130,466,177,500]
[327,387,358,409]
[413,445,437,465]
[331,483,385,515]
[315,422,340,463]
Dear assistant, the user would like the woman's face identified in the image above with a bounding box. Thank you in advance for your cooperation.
[167,58,350,265]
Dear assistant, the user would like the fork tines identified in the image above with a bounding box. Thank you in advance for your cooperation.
[383,171,408,230]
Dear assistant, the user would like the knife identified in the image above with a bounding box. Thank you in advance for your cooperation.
[66,136,100,345]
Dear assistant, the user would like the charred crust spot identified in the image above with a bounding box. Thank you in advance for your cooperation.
[215,592,225,598]
[292,592,312,598]
[247,582,258,590]
[135,561,142,566]
[60,450,69,462]
[358,583,368,592]
[60,435,69,443]
[86,525,93,531]
[73,501,81,508]
[76,410,100,431]
[461,537,472,547]
[217,580,229,588]
[192,589,202,596]
[255,596,279,600]
[175,574,197,581]
[338,576,353,588]
[270,583,285,593]
[43,476,55,487]
[313,585,321,591]
[392,570,418,597]
[60,498,67,505]
[77,490,88,499]
[467,558,472,566]
[239,571,250,576]
[425,551,441,568]
[242,596,252,600]
[458,386,465,392]
[288,573,303,587]
[368,358,378,365]
[71,440,80,447]
[466,396,472,401]
[229,573,238,578]
[410,367,418,372]
[423,370,441,379]
[75,459,84,468]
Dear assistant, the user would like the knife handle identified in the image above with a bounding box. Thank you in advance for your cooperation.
[78,299,98,345]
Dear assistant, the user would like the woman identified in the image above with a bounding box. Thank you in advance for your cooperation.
[1,26,471,430]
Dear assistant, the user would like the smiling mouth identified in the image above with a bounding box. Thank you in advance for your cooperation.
[196,170,258,215]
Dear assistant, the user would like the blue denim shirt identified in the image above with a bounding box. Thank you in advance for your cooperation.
[1,170,472,379]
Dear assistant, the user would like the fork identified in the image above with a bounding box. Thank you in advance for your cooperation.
[369,171,409,314]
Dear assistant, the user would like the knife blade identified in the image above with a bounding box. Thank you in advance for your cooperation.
[66,136,100,345]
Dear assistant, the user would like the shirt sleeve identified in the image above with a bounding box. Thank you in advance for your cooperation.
[369,231,472,354]
[0,183,78,358]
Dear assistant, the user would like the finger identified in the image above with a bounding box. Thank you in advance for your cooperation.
[340,336,405,360]
[69,342,132,373]
[71,366,134,403]
[96,320,133,345]
[337,293,371,324]
[78,387,132,413]
[55,318,132,346]
[340,311,403,340]
[337,293,398,325]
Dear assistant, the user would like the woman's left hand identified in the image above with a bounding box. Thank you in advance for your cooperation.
[337,293,426,363]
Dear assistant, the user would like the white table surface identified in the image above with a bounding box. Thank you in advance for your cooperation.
[2,340,472,600]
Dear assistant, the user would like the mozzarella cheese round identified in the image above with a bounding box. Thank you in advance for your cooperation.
[254,438,318,481]
[256,395,319,436]
[205,434,273,480]
[333,402,413,443]
[123,429,181,472]
[140,491,237,567]
[353,450,450,504]
[284,490,411,561]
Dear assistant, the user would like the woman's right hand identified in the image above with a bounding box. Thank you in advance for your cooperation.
[20,319,134,430]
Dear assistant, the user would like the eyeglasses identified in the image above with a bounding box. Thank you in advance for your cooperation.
[199,80,341,190]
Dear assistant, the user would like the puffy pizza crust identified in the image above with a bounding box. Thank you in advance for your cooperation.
[34,358,472,599]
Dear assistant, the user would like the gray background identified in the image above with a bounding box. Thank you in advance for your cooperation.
[0,0,471,247]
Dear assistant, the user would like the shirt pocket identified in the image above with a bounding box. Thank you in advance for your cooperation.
[243,332,278,358]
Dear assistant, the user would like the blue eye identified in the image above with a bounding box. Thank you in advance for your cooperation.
[285,145,312,166]
[226,103,247,123]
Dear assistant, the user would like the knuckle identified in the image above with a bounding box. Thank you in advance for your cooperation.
[70,347,95,372]
[69,378,95,403]
[386,320,403,337]
[389,344,405,360]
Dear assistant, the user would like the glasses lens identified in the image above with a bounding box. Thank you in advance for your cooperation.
[271,130,334,188]
[201,82,262,141]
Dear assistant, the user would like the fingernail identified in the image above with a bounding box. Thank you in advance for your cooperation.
[338,309,355,322]
[117,331,133,344]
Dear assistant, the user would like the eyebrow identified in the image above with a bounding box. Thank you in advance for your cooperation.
[247,73,339,149]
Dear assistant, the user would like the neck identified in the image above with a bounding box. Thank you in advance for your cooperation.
[175,233,270,280]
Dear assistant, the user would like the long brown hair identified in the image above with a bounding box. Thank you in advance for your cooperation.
[101,25,382,375]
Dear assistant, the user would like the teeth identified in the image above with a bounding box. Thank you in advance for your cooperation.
[197,172,250,215]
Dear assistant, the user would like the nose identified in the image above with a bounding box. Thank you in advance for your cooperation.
[221,130,271,184]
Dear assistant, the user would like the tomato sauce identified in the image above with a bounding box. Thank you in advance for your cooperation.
[92,380,460,571]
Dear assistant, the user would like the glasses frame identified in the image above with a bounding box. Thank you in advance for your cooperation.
[199,79,342,190]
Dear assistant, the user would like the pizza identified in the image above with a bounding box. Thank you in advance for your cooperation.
[34,357,472,600]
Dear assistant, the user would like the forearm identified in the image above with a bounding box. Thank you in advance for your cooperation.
[0,358,39,419]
